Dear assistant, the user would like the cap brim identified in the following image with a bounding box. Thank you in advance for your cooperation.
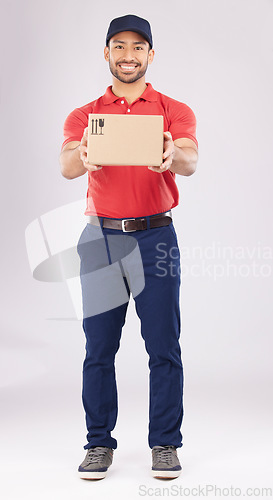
[107,28,152,47]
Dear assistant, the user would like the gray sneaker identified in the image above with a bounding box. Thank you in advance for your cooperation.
[78,446,113,480]
[151,445,182,479]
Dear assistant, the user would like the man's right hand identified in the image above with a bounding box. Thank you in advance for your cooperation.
[79,127,102,172]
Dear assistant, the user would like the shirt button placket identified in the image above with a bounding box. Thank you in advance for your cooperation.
[120,99,131,113]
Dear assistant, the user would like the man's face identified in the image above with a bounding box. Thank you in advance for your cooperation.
[104,31,154,84]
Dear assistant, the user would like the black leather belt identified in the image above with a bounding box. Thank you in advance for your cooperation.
[87,211,172,232]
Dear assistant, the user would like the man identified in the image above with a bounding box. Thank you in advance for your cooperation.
[60,14,198,480]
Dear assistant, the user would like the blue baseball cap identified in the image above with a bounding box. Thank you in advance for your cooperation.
[106,14,153,48]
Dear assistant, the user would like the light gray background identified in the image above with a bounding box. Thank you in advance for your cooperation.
[1,0,272,498]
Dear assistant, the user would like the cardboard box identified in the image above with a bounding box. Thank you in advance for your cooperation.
[87,114,164,166]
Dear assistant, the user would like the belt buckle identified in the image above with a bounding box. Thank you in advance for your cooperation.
[121,218,136,232]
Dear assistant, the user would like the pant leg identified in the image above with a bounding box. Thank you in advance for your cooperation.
[77,223,130,450]
[82,300,129,450]
[132,222,183,449]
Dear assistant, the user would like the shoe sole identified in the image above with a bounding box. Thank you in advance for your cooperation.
[151,469,181,479]
[79,471,107,480]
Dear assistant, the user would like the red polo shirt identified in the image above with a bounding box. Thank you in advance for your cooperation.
[62,83,198,218]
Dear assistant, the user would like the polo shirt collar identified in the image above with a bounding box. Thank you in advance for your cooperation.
[102,82,158,105]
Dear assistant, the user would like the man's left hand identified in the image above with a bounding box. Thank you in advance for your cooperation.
[148,131,174,173]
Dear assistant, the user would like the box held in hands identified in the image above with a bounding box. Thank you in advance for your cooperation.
[87,113,164,166]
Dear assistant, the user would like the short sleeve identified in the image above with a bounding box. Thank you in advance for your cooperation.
[168,100,198,147]
[61,107,89,150]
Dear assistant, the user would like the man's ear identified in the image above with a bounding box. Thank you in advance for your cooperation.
[148,49,155,65]
[104,46,110,62]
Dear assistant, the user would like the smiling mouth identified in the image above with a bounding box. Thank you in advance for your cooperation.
[118,64,139,72]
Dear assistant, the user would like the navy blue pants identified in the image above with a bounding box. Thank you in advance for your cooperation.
[77,214,183,450]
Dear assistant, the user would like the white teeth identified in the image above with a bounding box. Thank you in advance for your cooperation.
[120,65,136,70]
